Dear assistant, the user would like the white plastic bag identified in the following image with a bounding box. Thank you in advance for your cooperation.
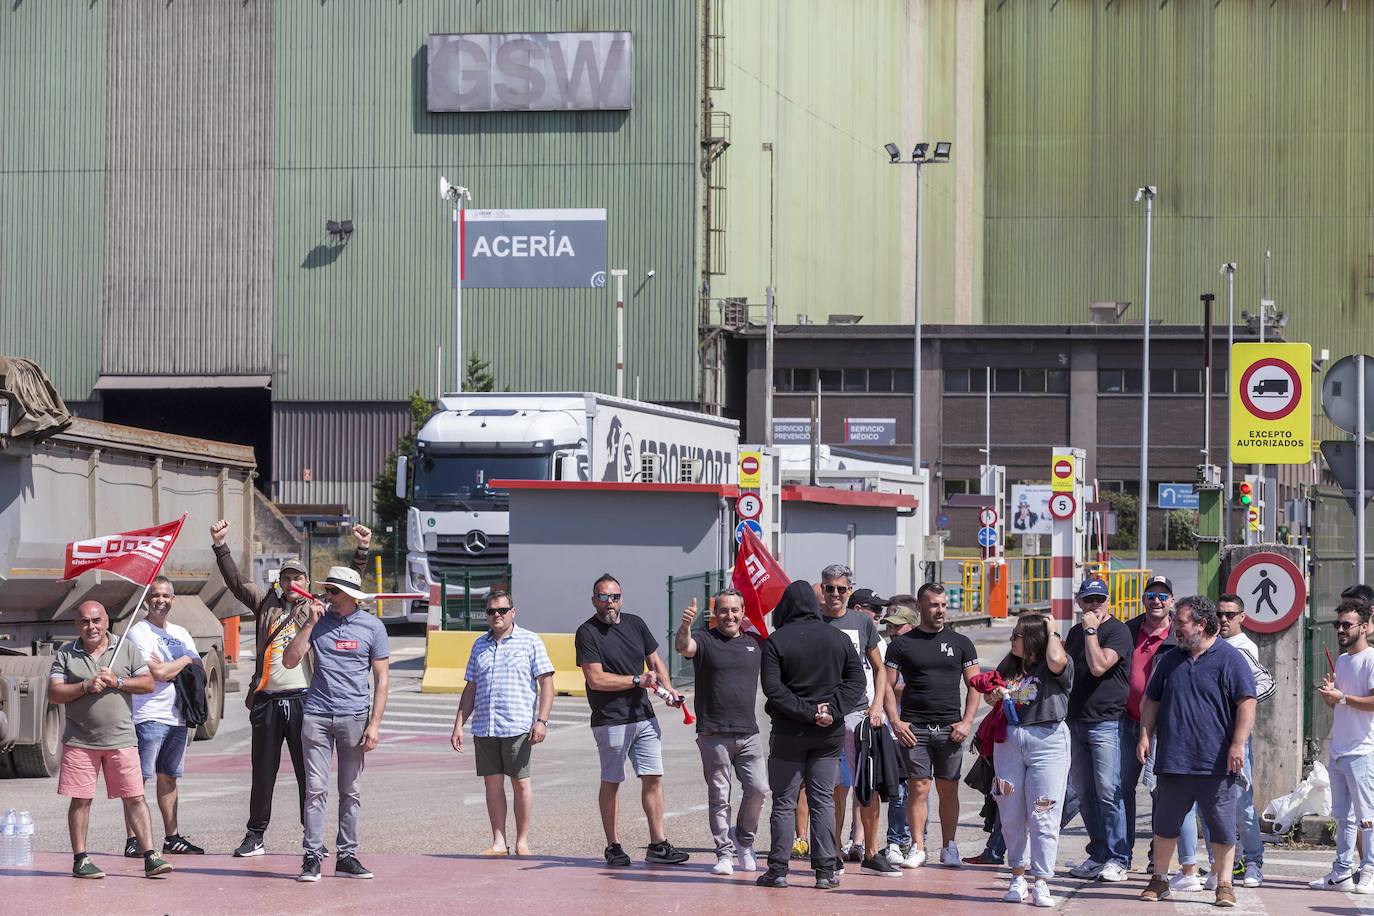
[1261,760,1332,839]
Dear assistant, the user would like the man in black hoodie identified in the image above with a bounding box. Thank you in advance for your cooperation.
[756,580,866,890]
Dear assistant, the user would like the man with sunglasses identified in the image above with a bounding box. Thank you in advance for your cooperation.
[451,590,554,856]
[1063,577,1133,883]
[1120,574,1177,871]
[575,573,690,867]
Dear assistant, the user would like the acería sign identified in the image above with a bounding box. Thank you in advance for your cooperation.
[844,417,897,446]
[463,209,607,289]
[427,32,634,112]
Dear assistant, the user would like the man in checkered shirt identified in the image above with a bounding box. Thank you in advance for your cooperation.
[450,590,555,855]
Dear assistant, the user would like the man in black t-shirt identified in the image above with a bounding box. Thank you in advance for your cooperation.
[882,586,980,868]
[1062,577,1134,883]
[674,588,767,877]
[575,573,690,868]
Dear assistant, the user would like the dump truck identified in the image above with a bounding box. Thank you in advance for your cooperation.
[0,359,257,776]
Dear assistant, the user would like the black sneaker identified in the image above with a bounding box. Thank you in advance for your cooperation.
[604,843,632,867]
[844,842,863,862]
[123,836,140,858]
[233,832,265,857]
[756,869,788,888]
[163,833,205,855]
[72,855,105,879]
[336,855,373,879]
[814,871,841,890]
[645,840,690,865]
[298,854,322,882]
[861,854,902,878]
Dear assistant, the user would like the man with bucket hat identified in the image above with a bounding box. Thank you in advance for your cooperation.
[283,565,390,882]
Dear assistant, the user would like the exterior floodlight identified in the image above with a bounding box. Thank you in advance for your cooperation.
[1133,185,1157,203]
[884,142,901,162]
[912,142,929,160]
[933,141,952,159]
[439,176,452,201]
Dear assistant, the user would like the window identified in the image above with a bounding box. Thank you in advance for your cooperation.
[943,478,975,502]
[819,368,842,392]
[773,369,790,392]
[994,369,1020,392]
[893,369,914,393]
[792,368,815,391]
[1099,369,1142,394]
[1122,369,1142,393]
[1151,368,1175,393]
[843,369,866,392]
[868,368,894,392]
[1046,369,1069,394]
[1021,368,1046,393]
[1174,368,1201,394]
[943,369,969,393]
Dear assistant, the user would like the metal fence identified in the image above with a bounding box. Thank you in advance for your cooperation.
[434,566,514,631]
[665,569,729,686]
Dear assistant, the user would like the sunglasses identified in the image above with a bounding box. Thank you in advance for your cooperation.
[323,587,342,596]
[1218,611,1242,620]
[1080,595,1107,605]
[822,585,850,595]
[1334,620,1363,631]
[1143,591,1172,602]
[594,592,622,602]
[486,607,512,616]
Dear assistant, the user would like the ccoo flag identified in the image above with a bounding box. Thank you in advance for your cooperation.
[731,525,789,638]
[63,515,187,586]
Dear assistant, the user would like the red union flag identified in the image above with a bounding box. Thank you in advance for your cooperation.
[731,526,789,638]
[63,515,186,585]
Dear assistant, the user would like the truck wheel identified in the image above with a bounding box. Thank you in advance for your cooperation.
[12,702,63,778]
[194,648,224,741]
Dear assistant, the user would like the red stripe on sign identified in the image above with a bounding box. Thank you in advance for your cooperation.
[1051,597,1073,621]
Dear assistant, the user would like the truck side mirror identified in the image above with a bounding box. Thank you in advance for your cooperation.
[395,456,408,499]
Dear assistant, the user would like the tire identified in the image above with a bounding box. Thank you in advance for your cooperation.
[12,702,63,778]
[194,648,224,741]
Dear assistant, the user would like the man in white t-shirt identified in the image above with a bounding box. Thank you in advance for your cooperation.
[1311,598,1374,894]
[122,575,205,858]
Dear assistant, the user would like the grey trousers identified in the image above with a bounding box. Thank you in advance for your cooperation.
[302,712,368,858]
[697,733,769,857]
[766,732,841,875]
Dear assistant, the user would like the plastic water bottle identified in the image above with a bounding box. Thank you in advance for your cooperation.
[16,811,33,867]
[0,809,16,866]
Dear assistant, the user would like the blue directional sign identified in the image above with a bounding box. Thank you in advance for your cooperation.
[936,513,951,530]
[734,519,764,544]
[977,526,998,548]
[1157,483,1200,511]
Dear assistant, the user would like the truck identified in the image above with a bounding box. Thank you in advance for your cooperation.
[1,365,257,777]
[395,392,740,623]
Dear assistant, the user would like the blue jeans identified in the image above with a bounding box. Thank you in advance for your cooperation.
[984,813,1007,861]
[1330,752,1374,874]
[1069,719,1129,867]
[886,780,911,847]
[994,721,1071,879]
[1119,718,1145,866]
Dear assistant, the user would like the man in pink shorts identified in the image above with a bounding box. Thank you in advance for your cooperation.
[48,600,173,879]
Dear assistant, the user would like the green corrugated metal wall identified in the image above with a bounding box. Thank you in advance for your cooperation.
[985,1,1374,368]
[272,0,699,403]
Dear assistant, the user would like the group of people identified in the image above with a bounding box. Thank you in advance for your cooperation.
[44,525,1374,906]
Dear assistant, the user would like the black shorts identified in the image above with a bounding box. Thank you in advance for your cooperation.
[902,724,963,781]
[1152,773,1240,841]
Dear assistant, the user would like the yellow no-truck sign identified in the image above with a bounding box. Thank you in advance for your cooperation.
[1229,343,1312,464]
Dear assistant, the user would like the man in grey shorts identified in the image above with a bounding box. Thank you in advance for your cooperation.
[575,573,690,867]
[282,566,389,883]
[675,588,767,876]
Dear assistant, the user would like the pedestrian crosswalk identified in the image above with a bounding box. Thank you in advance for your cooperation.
[381,682,591,739]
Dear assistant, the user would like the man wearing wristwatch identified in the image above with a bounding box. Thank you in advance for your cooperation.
[48,600,173,879]
[450,590,554,856]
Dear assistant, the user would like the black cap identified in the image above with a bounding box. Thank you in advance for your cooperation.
[1143,575,1174,595]
[848,588,889,609]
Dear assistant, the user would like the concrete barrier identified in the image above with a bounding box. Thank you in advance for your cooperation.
[543,633,588,697]
[420,630,588,697]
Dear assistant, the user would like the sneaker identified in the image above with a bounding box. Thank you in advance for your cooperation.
[1032,878,1057,908]
[72,855,105,879]
[860,854,902,877]
[963,852,1004,866]
[885,843,906,867]
[1204,871,1218,891]
[1169,870,1204,892]
[1356,868,1374,894]
[940,840,962,867]
[756,869,788,888]
[604,843,632,867]
[1098,862,1129,882]
[814,871,841,890]
[1068,859,1105,879]
[143,853,173,878]
[233,832,265,858]
[737,846,757,873]
[1140,875,1171,901]
[162,834,205,855]
[791,836,809,859]
[844,842,863,862]
[335,855,373,879]
[1241,863,1263,888]
[298,854,322,882]
[123,836,140,858]
[1308,867,1354,890]
[711,855,734,876]
[645,840,690,865]
[1232,856,1246,879]
[1003,875,1029,903]
[903,847,927,868]
[1214,884,1237,908]
[833,856,845,876]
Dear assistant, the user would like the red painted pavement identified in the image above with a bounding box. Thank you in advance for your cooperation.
[4,854,1340,915]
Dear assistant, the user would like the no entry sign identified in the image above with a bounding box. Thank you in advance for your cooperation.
[1051,456,1075,493]
[1230,343,1312,464]
[1225,551,1306,634]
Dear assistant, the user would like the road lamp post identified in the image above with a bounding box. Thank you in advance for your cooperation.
[1134,185,1157,571]
[439,176,471,393]
[886,140,951,478]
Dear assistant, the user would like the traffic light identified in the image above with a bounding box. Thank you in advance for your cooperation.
[1236,479,1254,508]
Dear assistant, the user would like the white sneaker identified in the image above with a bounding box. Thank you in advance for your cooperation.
[1068,859,1105,880]
[1355,868,1374,894]
[1241,863,1263,888]
[1169,870,1204,892]
[711,855,733,876]
[736,846,757,873]
[1032,879,1057,908]
[940,840,962,868]
[1002,875,1029,903]
[903,847,927,869]
[1308,867,1355,890]
[1098,862,1128,882]
[1203,871,1218,890]
[884,844,906,867]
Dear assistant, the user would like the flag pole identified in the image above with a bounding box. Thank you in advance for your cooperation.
[104,513,187,674]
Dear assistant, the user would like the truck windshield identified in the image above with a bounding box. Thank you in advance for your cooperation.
[411,454,550,505]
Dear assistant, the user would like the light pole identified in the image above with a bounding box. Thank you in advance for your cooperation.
[1134,185,1157,571]
[611,269,628,397]
[439,176,471,393]
[1220,262,1237,543]
[886,140,951,478]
